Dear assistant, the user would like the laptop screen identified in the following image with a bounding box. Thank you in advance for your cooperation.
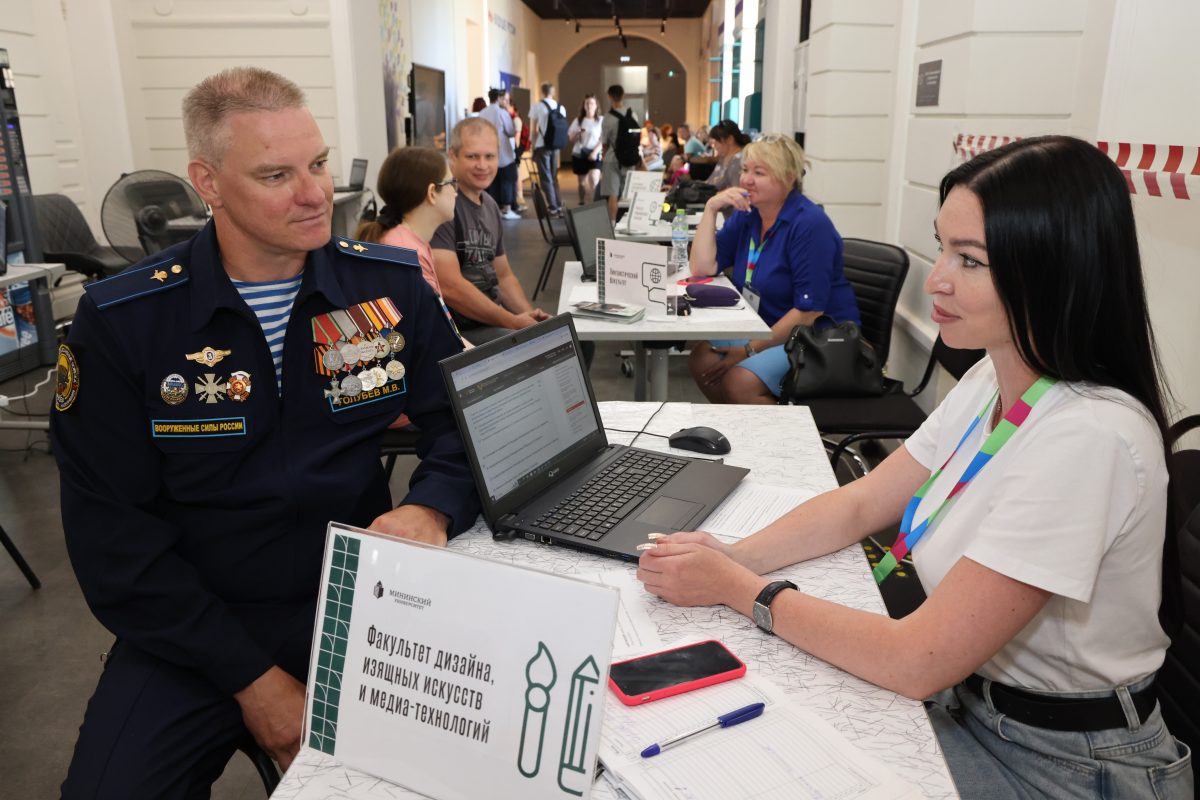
[443,318,601,505]
[348,158,368,189]
[566,201,613,275]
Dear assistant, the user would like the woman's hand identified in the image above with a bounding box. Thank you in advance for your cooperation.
[705,186,751,214]
[697,344,747,387]
[637,535,760,607]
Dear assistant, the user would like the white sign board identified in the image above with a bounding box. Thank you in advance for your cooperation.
[625,191,668,234]
[596,237,670,319]
[620,170,663,201]
[304,524,619,800]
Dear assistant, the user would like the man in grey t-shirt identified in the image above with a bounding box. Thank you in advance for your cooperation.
[432,118,549,345]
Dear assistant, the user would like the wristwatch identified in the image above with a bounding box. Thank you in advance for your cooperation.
[752,580,797,634]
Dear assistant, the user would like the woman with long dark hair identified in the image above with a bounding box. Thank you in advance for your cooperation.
[640,136,1192,798]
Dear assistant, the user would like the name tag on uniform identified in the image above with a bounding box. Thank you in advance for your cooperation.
[741,285,761,313]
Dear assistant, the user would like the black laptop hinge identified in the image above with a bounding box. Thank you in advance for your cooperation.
[493,514,520,541]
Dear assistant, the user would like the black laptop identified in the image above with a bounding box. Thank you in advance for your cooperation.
[564,201,613,282]
[439,315,748,560]
[334,158,367,193]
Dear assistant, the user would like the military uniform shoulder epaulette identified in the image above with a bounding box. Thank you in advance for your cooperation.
[84,255,190,310]
[332,237,421,268]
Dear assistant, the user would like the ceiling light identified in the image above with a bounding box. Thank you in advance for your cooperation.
[620,55,631,63]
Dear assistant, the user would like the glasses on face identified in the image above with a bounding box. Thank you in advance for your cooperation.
[435,177,458,190]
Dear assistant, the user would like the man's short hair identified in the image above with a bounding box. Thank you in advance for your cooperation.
[450,117,499,154]
[182,67,306,166]
[540,82,554,96]
[607,84,625,102]
[487,88,503,104]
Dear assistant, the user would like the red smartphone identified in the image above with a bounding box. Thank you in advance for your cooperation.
[678,275,713,285]
[608,640,746,706]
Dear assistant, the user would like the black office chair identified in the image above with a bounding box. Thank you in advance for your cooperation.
[1157,414,1200,752]
[0,522,39,589]
[817,337,985,475]
[381,427,422,481]
[840,238,909,368]
[31,193,130,280]
[237,737,281,795]
[530,184,572,301]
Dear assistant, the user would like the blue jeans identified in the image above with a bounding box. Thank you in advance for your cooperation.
[927,676,1193,799]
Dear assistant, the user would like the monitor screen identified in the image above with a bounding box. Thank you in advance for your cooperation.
[566,201,613,272]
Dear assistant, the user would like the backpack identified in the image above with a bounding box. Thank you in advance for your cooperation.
[611,108,642,167]
[541,100,569,151]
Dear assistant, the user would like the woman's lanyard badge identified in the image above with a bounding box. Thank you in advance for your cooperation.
[873,375,1057,584]
[742,229,774,312]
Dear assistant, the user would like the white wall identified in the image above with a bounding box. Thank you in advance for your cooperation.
[1097,0,1200,418]
[110,0,345,180]
[803,0,903,241]
[0,0,94,220]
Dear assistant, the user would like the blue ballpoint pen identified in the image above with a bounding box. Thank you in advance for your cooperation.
[639,702,766,758]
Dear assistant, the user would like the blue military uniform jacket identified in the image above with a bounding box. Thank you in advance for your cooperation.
[51,223,480,696]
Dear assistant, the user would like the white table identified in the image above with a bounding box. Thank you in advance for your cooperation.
[613,212,703,245]
[558,260,769,401]
[272,402,957,799]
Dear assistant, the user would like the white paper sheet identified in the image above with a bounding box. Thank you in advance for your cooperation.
[696,480,815,539]
[600,676,917,800]
[576,570,665,659]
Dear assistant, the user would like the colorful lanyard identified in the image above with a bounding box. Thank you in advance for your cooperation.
[745,225,777,288]
[872,375,1057,584]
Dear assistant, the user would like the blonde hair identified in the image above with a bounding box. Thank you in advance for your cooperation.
[741,135,810,192]
[449,117,499,153]
[183,67,306,165]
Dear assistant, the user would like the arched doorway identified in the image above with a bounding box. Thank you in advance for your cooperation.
[557,36,687,132]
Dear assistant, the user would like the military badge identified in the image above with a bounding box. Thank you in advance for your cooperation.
[54,344,80,412]
[387,331,406,353]
[358,368,377,392]
[340,373,363,397]
[195,373,227,404]
[370,366,389,388]
[227,371,252,402]
[185,346,232,367]
[160,373,188,406]
[385,359,405,382]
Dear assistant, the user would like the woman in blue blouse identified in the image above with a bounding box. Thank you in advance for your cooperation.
[687,134,860,403]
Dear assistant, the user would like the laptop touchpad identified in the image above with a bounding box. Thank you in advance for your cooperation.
[635,496,702,529]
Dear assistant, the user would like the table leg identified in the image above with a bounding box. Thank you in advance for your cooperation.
[647,348,669,401]
[633,343,648,402]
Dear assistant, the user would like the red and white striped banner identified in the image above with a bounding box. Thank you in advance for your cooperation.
[952,134,1199,200]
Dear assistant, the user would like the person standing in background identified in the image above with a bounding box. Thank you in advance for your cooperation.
[530,82,565,217]
[477,88,521,220]
[568,94,603,206]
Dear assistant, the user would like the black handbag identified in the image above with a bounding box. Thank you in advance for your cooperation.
[780,316,885,401]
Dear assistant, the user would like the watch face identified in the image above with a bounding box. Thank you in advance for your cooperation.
[752,602,772,633]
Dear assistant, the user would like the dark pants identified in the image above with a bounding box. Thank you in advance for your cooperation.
[486,161,518,208]
[534,148,562,212]
[62,638,308,799]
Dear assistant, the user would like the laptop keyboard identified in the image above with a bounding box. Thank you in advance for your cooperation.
[534,450,690,541]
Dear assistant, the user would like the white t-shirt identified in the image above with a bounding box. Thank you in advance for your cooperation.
[568,116,602,157]
[530,98,563,149]
[903,357,1169,692]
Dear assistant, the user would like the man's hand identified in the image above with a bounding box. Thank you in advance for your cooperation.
[511,310,549,329]
[368,504,451,546]
[234,666,305,771]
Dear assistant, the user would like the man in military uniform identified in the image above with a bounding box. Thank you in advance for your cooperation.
[51,67,479,796]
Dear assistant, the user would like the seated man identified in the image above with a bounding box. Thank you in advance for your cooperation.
[432,117,551,346]
[51,67,480,796]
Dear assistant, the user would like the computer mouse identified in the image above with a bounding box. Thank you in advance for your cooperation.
[668,426,731,455]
